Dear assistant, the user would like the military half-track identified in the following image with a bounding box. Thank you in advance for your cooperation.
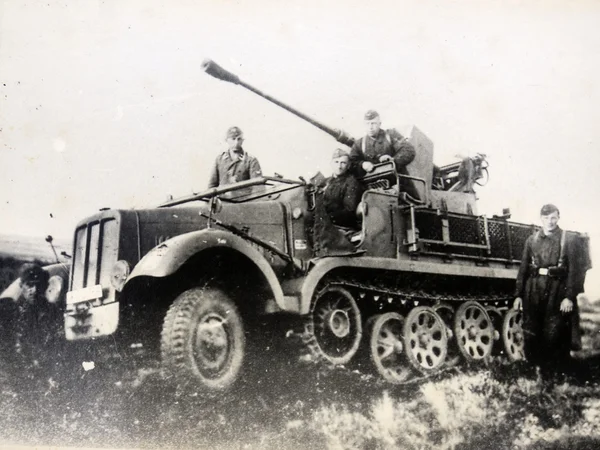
[18,60,589,390]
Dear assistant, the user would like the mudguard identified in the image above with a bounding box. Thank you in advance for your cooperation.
[126,228,286,309]
[299,257,519,314]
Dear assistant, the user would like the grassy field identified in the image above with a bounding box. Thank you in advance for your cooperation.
[0,303,599,450]
[1,252,600,449]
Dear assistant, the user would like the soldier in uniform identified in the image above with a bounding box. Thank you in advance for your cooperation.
[513,204,588,375]
[322,148,365,229]
[349,110,416,178]
[207,126,263,188]
[10,263,62,372]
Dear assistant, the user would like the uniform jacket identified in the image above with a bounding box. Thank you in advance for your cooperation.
[208,149,262,188]
[515,228,587,360]
[322,172,364,229]
[349,128,416,177]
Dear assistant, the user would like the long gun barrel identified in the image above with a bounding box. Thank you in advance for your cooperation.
[201,59,355,147]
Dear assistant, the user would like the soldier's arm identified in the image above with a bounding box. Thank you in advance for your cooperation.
[248,155,263,178]
[514,236,532,299]
[389,128,416,168]
[207,158,219,188]
[349,141,366,177]
[339,177,365,224]
[564,234,584,302]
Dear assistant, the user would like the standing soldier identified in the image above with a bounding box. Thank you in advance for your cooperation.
[11,263,62,372]
[349,110,416,178]
[513,204,589,376]
[207,126,263,188]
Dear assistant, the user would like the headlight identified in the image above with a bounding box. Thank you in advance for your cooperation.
[110,260,130,292]
[45,275,64,304]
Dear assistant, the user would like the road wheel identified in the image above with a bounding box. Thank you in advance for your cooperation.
[304,286,362,365]
[403,306,448,373]
[453,301,494,363]
[433,303,460,368]
[161,287,245,392]
[369,313,413,384]
[502,309,525,362]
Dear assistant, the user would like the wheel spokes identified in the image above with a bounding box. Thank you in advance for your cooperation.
[454,302,494,362]
[502,309,525,361]
[310,287,362,365]
[369,313,412,383]
[404,307,448,373]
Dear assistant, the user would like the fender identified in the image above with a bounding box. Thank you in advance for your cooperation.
[127,229,286,309]
[299,256,518,314]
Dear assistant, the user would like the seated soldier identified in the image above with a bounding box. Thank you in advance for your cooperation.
[349,110,416,178]
[323,148,365,230]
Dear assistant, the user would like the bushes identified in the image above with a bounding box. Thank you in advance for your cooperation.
[306,369,600,450]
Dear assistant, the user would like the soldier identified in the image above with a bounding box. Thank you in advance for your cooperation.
[513,204,588,375]
[207,126,263,188]
[322,148,365,229]
[349,110,416,178]
[12,263,61,371]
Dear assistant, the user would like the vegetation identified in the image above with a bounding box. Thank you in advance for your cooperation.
[1,257,599,449]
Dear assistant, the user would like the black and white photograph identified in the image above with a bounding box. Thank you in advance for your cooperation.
[1,1,600,449]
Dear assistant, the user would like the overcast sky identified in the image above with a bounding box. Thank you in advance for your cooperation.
[1,0,599,294]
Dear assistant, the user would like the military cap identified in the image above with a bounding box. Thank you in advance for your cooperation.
[331,148,349,159]
[540,204,560,216]
[364,110,380,121]
[225,126,243,139]
[19,263,48,286]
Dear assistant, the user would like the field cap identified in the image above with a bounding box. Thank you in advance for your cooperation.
[19,263,48,286]
[364,110,380,120]
[226,126,243,139]
[540,204,560,216]
[331,148,349,159]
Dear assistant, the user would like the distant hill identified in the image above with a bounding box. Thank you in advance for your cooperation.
[0,234,71,264]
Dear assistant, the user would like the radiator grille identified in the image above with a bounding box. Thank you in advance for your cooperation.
[71,218,118,290]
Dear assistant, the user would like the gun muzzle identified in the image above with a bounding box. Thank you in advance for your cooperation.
[201,59,240,85]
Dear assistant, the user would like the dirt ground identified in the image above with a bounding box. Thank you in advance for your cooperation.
[1,324,600,450]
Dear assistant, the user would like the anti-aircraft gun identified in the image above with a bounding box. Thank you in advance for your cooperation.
[3,60,588,391]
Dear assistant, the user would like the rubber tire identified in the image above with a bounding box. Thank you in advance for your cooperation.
[161,286,245,392]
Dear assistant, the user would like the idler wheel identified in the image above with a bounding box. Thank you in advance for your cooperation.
[369,313,413,384]
[502,309,525,362]
[453,301,495,362]
[308,286,362,365]
[403,306,448,373]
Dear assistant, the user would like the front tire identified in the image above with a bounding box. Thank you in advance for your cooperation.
[161,287,245,392]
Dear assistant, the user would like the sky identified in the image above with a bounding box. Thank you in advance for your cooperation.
[1,0,599,294]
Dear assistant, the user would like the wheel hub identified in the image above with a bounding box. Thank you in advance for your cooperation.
[196,316,228,370]
[511,330,523,345]
[467,325,477,339]
[418,332,431,347]
[326,309,351,338]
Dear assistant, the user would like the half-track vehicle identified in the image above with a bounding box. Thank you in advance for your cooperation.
[9,60,589,389]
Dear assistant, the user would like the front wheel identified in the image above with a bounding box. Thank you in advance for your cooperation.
[161,287,245,392]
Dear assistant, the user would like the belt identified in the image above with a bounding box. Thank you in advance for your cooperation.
[530,266,566,278]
